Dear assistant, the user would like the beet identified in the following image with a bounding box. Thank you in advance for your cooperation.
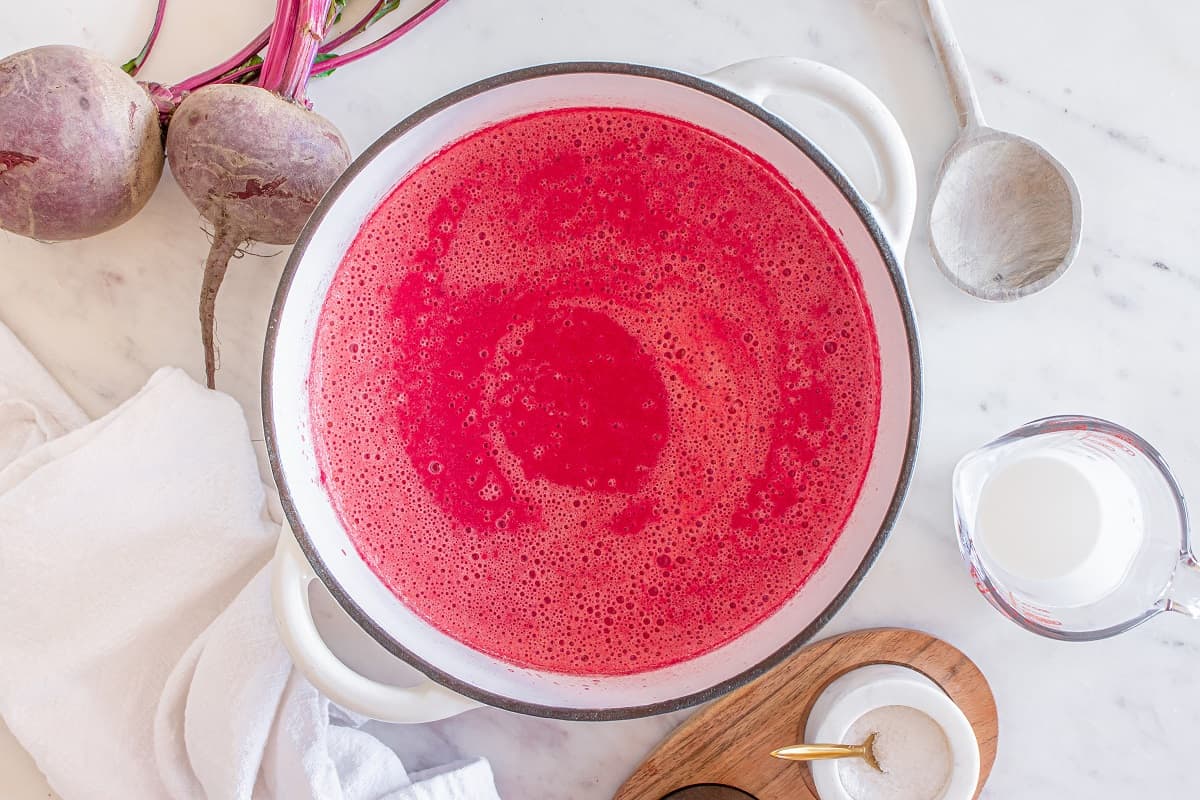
[166,83,350,387]
[0,45,163,240]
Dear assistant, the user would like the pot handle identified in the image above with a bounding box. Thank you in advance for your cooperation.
[703,57,917,258]
[271,529,482,722]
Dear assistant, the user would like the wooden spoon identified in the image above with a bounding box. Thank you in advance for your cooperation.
[920,0,1082,301]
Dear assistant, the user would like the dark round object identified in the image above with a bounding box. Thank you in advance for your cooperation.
[659,784,759,800]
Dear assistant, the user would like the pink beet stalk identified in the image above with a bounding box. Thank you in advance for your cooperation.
[203,60,261,86]
[320,0,385,52]
[262,0,335,102]
[148,0,450,119]
[312,0,447,74]
[258,0,302,90]
[122,0,168,76]
[142,23,272,125]
[174,24,272,93]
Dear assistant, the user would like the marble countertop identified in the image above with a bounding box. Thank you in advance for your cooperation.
[4,0,1200,797]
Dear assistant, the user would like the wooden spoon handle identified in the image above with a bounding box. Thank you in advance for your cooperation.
[918,0,986,129]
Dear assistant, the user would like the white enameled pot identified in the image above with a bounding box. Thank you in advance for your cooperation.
[264,58,921,722]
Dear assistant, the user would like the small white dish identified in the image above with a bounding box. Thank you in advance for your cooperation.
[805,664,980,800]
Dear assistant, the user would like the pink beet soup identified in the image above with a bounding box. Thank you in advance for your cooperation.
[308,107,881,675]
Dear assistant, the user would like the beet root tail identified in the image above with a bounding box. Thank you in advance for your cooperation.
[199,224,243,389]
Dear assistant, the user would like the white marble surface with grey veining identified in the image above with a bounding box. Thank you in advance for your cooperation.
[3,1,1200,797]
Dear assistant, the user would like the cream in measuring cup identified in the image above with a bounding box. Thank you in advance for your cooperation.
[973,449,1143,607]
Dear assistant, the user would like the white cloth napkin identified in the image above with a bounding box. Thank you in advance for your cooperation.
[0,325,501,800]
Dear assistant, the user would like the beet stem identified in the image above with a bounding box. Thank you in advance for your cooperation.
[175,24,272,94]
[199,223,243,389]
[320,0,385,52]
[122,0,169,77]
[268,0,336,102]
[307,0,448,74]
[258,0,303,91]
[209,61,261,86]
[167,0,448,97]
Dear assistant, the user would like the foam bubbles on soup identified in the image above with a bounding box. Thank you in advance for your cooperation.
[308,107,881,675]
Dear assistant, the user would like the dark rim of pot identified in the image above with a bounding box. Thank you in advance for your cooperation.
[263,61,923,721]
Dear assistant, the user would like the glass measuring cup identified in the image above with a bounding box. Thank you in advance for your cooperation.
[953,415,1200,640]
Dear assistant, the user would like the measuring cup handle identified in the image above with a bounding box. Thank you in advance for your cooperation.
[703,57,917,258]
[1165,552,1200,619]
[271,529,481,722]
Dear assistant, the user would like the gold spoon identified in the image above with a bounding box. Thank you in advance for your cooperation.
[770,732,881,772]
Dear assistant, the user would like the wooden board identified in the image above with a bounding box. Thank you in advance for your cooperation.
[615,628,998,800]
